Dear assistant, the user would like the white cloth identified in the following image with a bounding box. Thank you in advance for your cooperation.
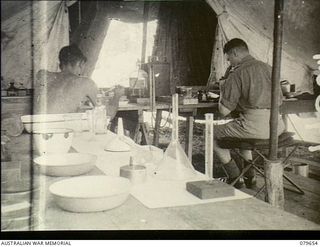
[38,1,70,72]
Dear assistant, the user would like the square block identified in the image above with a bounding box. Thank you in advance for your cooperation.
[186,180,235,200]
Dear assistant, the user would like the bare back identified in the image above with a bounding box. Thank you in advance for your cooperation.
[34,70,98,114]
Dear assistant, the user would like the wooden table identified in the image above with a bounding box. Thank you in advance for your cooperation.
[1,96,32,117]
[118,102,218,158]
[118,98,316,160]
[2,134,320,231]
[1,96,315,161]
[281,99,316,114]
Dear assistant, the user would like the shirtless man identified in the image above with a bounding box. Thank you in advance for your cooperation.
[34,45,122,119]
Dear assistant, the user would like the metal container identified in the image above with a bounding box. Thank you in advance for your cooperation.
[120,164,147,184]
[293,164,309,177]
[280,80,290,94]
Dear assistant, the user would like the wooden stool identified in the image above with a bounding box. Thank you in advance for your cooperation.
[217,132,304,196]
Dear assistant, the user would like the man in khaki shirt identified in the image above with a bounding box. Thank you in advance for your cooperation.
[214,38,285,188]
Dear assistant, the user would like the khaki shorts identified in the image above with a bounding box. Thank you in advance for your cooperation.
[214,109,285,140]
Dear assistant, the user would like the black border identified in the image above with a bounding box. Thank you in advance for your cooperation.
[1,230,319,240]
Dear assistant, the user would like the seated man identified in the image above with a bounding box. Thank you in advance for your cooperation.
[214,38,285,188]
[34,45,123,119]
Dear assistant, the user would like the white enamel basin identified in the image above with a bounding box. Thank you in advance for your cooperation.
[33,153,97,176]
[32,128,74,155]
[49,176,131,212]
[21,113,88,133]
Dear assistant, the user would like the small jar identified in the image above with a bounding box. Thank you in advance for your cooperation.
[94,105,108,134]
[7,82,18,96]
[198,90,203,102]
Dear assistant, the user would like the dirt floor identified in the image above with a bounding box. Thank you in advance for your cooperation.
[151,120,320,224]
[154,120,320,177]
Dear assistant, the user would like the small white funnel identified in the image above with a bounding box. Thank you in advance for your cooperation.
[117,117,124,136]
[104,118,131,152]
[153,94,196,180]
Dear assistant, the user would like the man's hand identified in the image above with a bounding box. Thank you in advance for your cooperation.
[206,81,220,91]
[106,85,126,121]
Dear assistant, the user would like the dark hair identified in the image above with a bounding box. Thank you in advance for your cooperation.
[223,38,248,54]
[58,45,87,69]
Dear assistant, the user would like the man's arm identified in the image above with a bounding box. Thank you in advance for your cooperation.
[218,72,241,117]
[82,78,124,120]
[83,78,99,107]
[106,86,125,120]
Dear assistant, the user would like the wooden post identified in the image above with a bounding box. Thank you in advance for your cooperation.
[205,114,214,180]
[264,160,284,208]
[265,0,285,208]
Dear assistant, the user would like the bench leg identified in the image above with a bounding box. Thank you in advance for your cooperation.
[153,109,162,147]
[141,123,150,145]
[283,174,305,195]
[185,116,194,162]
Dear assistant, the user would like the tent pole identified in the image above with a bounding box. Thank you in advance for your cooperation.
[265,0,285,209]
[78,1,81,25]
[269,0,284,160]
[141,2,150,64]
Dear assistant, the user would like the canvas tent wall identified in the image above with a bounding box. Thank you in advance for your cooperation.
[1,1,75,89]
[207,0,320,93]
[1,0,319,93]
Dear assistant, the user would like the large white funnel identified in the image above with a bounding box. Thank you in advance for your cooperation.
[153,94,196,180]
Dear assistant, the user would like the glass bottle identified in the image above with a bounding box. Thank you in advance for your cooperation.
[129,60,148,97]
[94,94,108,134]
[7,82,18,96]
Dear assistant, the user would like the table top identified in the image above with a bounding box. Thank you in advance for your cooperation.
[41,179,320,230]
[2,133,320,231]
[118,99,316,115]
[1,95,315,114]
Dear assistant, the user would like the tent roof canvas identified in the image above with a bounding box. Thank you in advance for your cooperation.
[208,0,320,70]
[1,0,319,90]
